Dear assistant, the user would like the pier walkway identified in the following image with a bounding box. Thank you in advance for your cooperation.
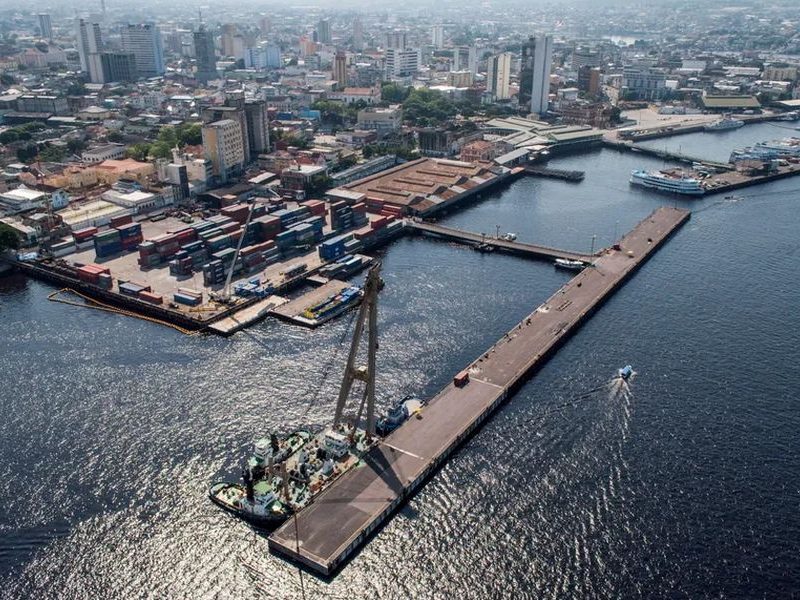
[603,139,734,171]
[406,221,596,263]
[268,206,691,576]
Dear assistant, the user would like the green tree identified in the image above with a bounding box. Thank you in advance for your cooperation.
[107,130,124,143]
[0,223,20,252]
[402,88,459,126]
[66,138,86,155]
[126,143,151,161]
[38,145,66,162]
[176,122,202,145]
[381,82,411,104]
[16,144,38,163]
[0,130,19,144]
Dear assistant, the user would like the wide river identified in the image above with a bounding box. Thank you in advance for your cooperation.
[1,122,798,599]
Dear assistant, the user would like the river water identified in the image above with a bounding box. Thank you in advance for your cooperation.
[1,122,798,599]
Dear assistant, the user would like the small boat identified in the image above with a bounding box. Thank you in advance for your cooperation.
[554,258,586,271]
[475,242,495,253]
[704,115,745,132]
[376,395,424,437]
[500,232,517,241]
[617,365,633,380]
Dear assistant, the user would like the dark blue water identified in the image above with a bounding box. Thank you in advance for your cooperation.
[1,127,799,598]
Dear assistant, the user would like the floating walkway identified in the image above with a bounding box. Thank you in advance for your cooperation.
[268,206,691,576]
[207,296,289,336]
[406,220,596,263]
[523,165,585,181]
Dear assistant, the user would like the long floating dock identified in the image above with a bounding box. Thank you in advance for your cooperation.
[268,206,691,575]
[407,220,596,263]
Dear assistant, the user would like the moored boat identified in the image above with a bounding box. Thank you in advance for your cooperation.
[629,169,705,196]
[554,258,586,271]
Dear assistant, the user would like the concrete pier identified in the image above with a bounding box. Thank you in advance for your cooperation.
[268,206,691,576]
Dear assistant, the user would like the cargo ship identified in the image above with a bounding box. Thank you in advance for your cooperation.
[629,169,705,196]
[297,285,364,326]
[209,264,416,530]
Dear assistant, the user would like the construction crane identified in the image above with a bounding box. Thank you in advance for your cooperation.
[215,187,282,304]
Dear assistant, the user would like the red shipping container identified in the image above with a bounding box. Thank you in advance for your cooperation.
[220,222,240,234]
[453,370,470,388]
[138,291,163,304]
[73,227,99,242]
[370,216,389,230]
[110,215,133,228]
[352,203,367,213]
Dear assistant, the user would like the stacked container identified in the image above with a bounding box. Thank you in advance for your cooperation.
[73,227,98,244]
[202,260,226,287]
[319,233,354,261]
[174,287,203,306]
[117,222,143,251]
[94,230,122,258]
[119,281,151,297]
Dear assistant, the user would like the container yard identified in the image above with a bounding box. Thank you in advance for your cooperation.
[13,194,407,334]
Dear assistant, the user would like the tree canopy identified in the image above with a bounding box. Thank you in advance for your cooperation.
[0,223,20,252]
[402,88,460,127]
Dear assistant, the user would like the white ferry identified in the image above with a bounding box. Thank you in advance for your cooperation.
[629,170,705,196]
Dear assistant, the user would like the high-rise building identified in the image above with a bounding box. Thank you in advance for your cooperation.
[97,52,137,83]
[572,46,601,70]
[202,119,245,184]
[38,14,52,41]
[520,35,553,115]
[194,26,217,84]
[245,44,281,69]
[385,47,420,77]
[121,23,165,77]
[431,25,444,49]
[385,30,407,50]
[621,64,666,100]
[202,91,252,164]
[333,50,347,89]
[352,18,363,50]
[75,18,103,79]
[316,19,332,44]
[467,45,478,76]
[578,65,602,95]
[487,52,512,100]
[259,17,271,37]
[221,24,237,56]
[244,99,270,155]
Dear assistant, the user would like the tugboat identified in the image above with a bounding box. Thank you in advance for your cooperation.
[617,365,634,380]
[209,264,399,529]
[376,395,424,436]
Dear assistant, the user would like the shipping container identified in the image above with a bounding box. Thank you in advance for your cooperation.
[73,227,99,242]
[174,292,202,306]
[139,291,163,304]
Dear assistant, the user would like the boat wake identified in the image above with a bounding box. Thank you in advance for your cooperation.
[608,370,635,402]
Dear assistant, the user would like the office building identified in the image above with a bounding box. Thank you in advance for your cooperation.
[621,64,666,100]
[431,25,444,49]
[487,52,512,100]
[316,19,332,44]
[385,47,420,77]
[194,26,217,84]
[221,24,237,56]
[38,14,52,41]
[202,119,245,183]
[520,35,553,115]
[121,23,165,77]
[75,18,103,81]
[334,51,347,89]
[572,46,601,70]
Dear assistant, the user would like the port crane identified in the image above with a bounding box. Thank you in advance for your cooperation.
[212,187,282,304]
[333,262,381,437]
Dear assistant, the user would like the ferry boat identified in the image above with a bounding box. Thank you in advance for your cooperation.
[617,365,634,380]
[629,169,705,196]
[554,258,586,271]
[299,285,363,326]
[704,115,745,132]
[730,137,800,163]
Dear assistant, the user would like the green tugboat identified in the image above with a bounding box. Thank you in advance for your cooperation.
[209,264,415,529]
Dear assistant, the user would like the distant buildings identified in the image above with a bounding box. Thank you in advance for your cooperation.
[357,105,403,133]
[121,23,165,78]
[431,25,444,49]
[97,52,138,83]
[385,30,407,50]
[578,65,602,96]
[38,14,52,41]
[334,51,348,89]
[194,26,217,84]
[519,35,553,115]
[316,19,332,44]
[202,119,245,184]
[487,52,512,100]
